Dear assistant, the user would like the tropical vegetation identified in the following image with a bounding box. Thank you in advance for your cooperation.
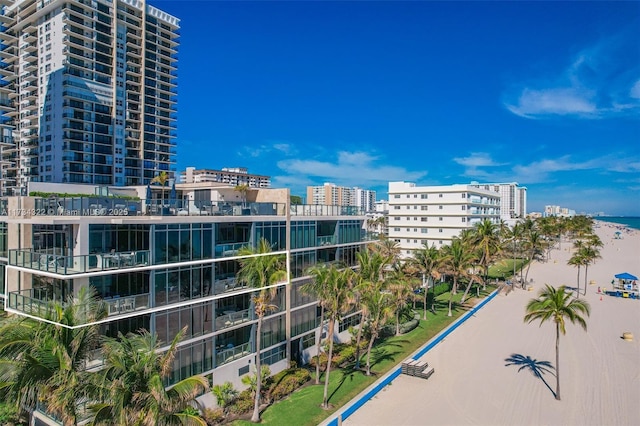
[524,284,590,400]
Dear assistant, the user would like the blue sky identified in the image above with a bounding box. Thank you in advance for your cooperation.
[152,1,640,216]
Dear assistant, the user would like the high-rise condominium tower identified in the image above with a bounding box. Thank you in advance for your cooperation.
[0,0,179,195]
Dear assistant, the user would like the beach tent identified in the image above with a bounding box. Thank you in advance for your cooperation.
[615,272,638,280]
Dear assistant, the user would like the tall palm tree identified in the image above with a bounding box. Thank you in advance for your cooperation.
[234,184,250,207]
[360,280,393,376]
[411,243,441,319]
[440,238,476,316]
[320,266,354,408]
[88,327,209,426]
[579,241,602,296]
[150,171,169,208]
[471,219,500,289]
[0,287,106,425]
[302,264,332,385]
[354,249,390,369]
[236,238,287,422]
[524,285,590,401]
[567,253,584,296]
[522,230,544,283]
[372,237,400,265]
[386,266,413,336]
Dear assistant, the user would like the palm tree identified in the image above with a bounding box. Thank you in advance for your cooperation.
[320,266,354,408]
[0,287,106,425]
[88,327,209,425]
[354,249,390,369]
[440,238,477,316]
[386,265,413,336]
[579,244,601,296]
[236,238,287,422]
[234,184,250,207]
[471,219,500,289]
[372,237,400,265]
[567,253,584,296]
[360,280,393,376]
[302,264,332,385]
[411,243,441,319]
[524,285,590,401]
[522,230,544,283]
[150,171,169,208]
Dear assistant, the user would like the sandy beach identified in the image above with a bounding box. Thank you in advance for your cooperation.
[345,221,640,426]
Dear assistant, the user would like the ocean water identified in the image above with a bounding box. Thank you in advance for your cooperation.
[594,217,640,231]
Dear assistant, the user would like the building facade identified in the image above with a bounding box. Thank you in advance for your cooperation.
[307,183,376,212]
[387,181,501,257]
[0,0,179,196]
[180,166,271,188]
[472,182,527,221]
[0,183,366,407]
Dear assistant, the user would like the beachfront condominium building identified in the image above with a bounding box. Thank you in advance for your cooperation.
[388,181,501,257]
[544,205,576,218]
[0,181,366,422]
[471,182,527,222]
[0,0,179,196]
[307,183,376,212]
[180,166,271,188]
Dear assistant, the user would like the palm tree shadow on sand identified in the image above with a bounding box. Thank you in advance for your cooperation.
[505,353,557,398]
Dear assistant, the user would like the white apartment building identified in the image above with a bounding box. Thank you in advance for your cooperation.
[306,183,376,211]
[388,181,501,257]
[180,166,271,188]
[472,182,527,222]
[544,205,576,217]
[0,0,179,195]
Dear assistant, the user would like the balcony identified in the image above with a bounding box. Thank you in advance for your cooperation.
[317,235,336,246]
[6,288,151,321]
[215,308,252,330]
[214,242,247,257]
[290,204,365,216]
[8,249,150,275]
[216,342,251,367]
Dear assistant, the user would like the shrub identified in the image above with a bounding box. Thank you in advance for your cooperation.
[202,407,225,425]
[267,368,311,402]
[399,318,419,334]
[228,389,254,415]
[433,282,452,297]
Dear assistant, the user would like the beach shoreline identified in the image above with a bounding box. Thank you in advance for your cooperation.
[345,222,640,425]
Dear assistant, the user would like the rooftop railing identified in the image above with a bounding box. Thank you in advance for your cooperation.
[14,198,287,217]
[290,204,364,216]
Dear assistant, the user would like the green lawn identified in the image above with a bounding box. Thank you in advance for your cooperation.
[488,259,528,280]
[233,286,495,425]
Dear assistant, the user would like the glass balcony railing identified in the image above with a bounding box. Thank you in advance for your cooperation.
[214,242,248,257]
[8,249,150,275]
[215,308,252,330]
[317,235,336,246]
[7,288,150,321]
[290,204,364,216]
[216,342,251,367]
[18,197,287,217]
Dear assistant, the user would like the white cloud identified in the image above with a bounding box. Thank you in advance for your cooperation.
[277,150,426,191]
[453,152,505,167]
[504,33,640,119]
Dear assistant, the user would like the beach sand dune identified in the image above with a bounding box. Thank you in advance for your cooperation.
[345,222,640,426]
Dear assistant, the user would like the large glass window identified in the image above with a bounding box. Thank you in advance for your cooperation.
[292,279,316,308]
[290,250,316,279]
[0,222,7,257]
[153,223,212,265]
[89,224,150,254]
[261,314,286,348]
[155,301,214,344]
[291,221,316,249]
[154,265,212,306]
[256,221,286,250]
[90,271,149,298]
[291,306,319,337]
[33,224,72,256]
[338,220,362,244]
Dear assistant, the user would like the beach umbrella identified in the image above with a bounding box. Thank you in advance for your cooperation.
[614,272,638,280]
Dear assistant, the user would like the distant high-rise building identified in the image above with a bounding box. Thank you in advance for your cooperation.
[0,0,179,195]
[306,182,376,210]
[180,166,270,188]
[388,181,501,257]
[472,182,527,221]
